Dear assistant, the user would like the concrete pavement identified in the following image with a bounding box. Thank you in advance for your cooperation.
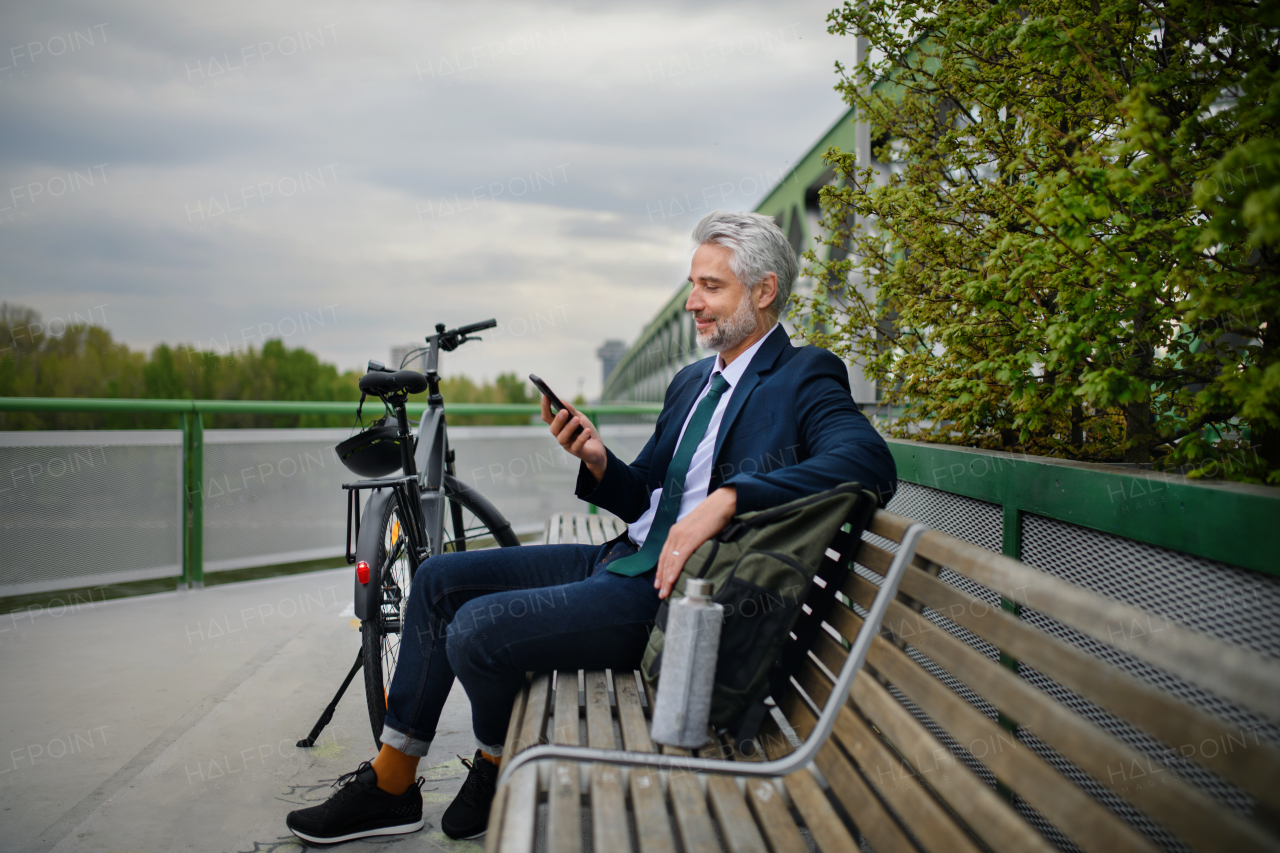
[1,567,483,853]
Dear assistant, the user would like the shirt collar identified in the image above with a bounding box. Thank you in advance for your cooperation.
[712,322,780,389]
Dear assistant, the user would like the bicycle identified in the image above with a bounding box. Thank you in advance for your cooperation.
[325,319,522,747]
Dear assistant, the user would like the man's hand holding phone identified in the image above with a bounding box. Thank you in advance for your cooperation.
[536,379,607,483]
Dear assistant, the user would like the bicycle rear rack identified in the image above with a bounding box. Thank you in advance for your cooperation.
[342,476,430,566]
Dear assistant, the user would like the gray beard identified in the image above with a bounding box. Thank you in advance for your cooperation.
[696,294,759,352]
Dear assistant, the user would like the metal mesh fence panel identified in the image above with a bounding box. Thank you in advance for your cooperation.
[0,431,182,595]
[854,482,1009,794]
[449,423,653,536]
[1014,513,1280,852]
[202,429,351,572]
[857,481,1280,852]
[202,424,657,572]
[0,424,658,592]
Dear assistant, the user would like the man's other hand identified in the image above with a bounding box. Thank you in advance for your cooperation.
[541,396,607,482]
[654,486,736,600]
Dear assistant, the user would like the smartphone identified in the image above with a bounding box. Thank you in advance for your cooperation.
[529,374,584,441]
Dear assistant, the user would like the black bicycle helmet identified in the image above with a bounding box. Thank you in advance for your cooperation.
[335,419,411,477]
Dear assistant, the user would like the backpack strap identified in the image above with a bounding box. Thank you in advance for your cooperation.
[731,699,773,756]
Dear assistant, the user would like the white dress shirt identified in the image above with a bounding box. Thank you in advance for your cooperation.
[627,324,779,549]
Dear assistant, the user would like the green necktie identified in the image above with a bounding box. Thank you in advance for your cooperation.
[607,373,731,577]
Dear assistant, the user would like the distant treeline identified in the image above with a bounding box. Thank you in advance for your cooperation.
[0,303,538,429]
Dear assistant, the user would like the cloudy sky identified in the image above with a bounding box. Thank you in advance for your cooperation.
[0,0,855,398]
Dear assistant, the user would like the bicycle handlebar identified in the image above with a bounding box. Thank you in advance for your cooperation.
[363,319,497,378]
[434,318,497,354]
[454,318,497,336]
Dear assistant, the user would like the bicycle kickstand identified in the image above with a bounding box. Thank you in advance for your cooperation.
[296,648,364,748]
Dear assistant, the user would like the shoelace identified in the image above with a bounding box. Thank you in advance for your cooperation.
[325,761,376,805]
[454,754,495,807]
[326,762,424,805]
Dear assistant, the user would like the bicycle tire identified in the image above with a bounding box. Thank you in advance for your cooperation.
[361,475,519,747]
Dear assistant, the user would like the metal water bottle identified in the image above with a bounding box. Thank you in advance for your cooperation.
[651,578,724,748]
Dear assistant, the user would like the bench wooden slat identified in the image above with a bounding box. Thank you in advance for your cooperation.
[614,671,654,754]
[782,766,861,853]
[706,775,770,853]
[495,765,539,853]
[871,512,1280,723]
[548,671,583,853]
[619,670,678,853]
[742,778,808,853]
[668,771,721,853]
[485,678,531,853]
[858,538,1280,813]
[583,671,630,852]
[584,670,613,748]
[544,512,565,545]
[791,664,988,853]
[630,768,676,853]
[548,761,582,853]
[552,670,581,746]
[496,673,552,853]
[500,680,529,765]
[847,663,1058,853]
[585,513,607,546]
[842,571,1277,853]
[820,606,1159,853]
[516,673,552,754]
[779,694,921,853]
[591,763,630,853]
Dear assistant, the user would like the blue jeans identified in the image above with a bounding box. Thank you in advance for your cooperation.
[379,537,656,756]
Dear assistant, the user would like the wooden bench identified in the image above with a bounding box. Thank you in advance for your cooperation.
[486,509,1280,852]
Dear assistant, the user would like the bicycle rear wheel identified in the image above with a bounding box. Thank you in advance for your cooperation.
[361,476,519,747]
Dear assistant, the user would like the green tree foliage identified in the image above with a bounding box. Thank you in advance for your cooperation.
[795,0,1279,482]
[0,303,536,429]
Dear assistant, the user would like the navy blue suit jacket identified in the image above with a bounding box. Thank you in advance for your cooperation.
[576,325,897,520]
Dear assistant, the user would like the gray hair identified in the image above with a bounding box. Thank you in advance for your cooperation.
[692,210,798,319]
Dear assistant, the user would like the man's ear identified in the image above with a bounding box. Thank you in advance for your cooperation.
[755,273,779,312]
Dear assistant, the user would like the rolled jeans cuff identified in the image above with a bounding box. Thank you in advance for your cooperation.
[379,721,432,757]
[476,738,504,757]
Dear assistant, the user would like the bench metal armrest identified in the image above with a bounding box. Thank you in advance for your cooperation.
[495,522,928,788]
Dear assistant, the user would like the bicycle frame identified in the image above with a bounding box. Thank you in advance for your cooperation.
[411,326,452,564]
[346,321,493,622]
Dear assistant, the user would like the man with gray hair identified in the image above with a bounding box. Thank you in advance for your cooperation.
[286,210,897,844]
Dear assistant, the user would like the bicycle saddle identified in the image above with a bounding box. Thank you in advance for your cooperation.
[358,369,428,397]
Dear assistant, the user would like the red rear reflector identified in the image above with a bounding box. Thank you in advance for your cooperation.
[356,560,370,584]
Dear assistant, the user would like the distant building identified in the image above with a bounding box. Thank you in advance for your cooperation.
[389,344,425,372]
[596,339,627,394]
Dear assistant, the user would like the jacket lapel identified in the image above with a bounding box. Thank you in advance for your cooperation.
[713,325,790,464]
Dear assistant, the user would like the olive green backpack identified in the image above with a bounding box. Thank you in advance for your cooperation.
[640,482,878,743]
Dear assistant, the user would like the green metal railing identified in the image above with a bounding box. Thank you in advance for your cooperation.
[2,397,1275,588]
[0,397,664,588]
[887,439,1279,577]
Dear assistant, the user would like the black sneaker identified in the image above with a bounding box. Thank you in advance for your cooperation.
[286,761,424,844]
[440,751,499,840]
